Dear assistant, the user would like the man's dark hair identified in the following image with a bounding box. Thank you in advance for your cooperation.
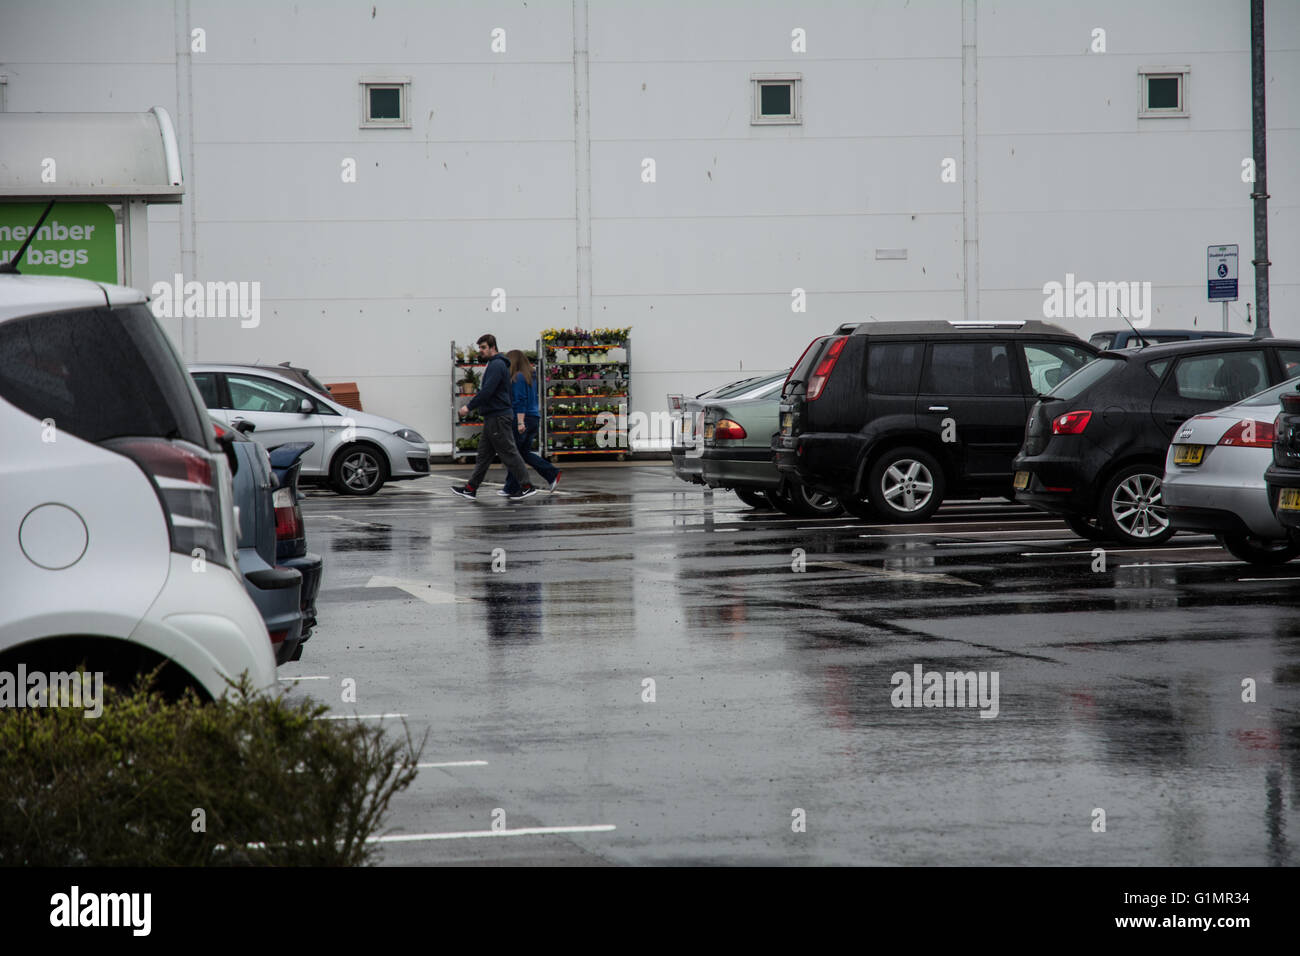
[476,333,497,350]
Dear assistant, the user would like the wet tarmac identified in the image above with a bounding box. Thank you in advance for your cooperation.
[278,463,1300,865]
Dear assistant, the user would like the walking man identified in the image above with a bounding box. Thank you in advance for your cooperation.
[451,334,538,500]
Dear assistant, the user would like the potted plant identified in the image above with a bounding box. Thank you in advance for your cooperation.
[458,367,479,395]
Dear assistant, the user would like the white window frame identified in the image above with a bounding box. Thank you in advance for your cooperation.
[751,74,802,125]
[360,76,411,128]
[1138,67,1189,118]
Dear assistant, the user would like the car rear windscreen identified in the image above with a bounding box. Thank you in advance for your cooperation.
[1047,354,1124,402]
[0,304,210,447]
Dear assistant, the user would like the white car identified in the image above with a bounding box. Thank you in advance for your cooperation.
[188,363,433,495]
[0,272,277,701]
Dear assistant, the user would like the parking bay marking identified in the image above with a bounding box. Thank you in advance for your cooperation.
[316,713,409,720]
[1019,544,1219,557]
[369,824,616,843]
[366,576,474,604]
[278,675,330,681]
[418,760,489,769]
[813,560,978,587]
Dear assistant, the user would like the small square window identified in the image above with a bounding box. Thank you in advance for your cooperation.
[752,75,801,125]
[1139,68,1188,117]
[360,77,410,128]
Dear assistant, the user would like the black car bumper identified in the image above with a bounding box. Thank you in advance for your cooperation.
[771,432,865,496]
[1264,463,1300,532]
[1011,449,1098,516]
[281,552,323,640]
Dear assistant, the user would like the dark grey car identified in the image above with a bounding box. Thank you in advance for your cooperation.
[221,421,304,665]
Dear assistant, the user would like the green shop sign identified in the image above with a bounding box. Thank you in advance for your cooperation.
[0,203,117,283]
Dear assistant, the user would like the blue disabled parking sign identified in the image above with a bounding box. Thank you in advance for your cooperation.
[1207,244,1238,301]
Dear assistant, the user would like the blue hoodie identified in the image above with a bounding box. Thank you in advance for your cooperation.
[465,352,513,419]
[512,371,540,418]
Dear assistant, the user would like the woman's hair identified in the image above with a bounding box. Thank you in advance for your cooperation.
[506,349,533,386]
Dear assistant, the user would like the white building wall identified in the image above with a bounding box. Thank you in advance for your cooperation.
[1,0,1296,446]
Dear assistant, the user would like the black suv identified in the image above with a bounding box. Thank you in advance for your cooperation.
[773,320,1098,521]
[1265,391,1300,535]
[1015,337,1300,545]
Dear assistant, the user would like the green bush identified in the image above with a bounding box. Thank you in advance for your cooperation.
[0,674,423,866]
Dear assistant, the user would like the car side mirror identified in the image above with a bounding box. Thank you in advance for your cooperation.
[299,398,314,414]
[234,419,256,434]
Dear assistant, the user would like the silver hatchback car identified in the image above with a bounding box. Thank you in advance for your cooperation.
[1165,376,1300,564]
[189,364,432,496]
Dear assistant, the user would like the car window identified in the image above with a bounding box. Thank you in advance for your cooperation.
[1023,343,1094,394]
[0,304,210,447]
[1171,350,1267,403]
[227,374,312,413]
[1236,377,1300,408]
[922,341,1016,395]
[867,342,923,394]
[1087,333,1114,349]
[1146,358,1172,381]
[191,371,221,408]
[1049,354,1124,401]
[1277,348,1300,380]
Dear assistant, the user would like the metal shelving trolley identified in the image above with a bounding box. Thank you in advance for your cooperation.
[538,328,631,461]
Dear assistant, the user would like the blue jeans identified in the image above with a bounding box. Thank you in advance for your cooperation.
[503,415,558,494]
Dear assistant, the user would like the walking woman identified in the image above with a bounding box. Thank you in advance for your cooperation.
[501,349,561,496]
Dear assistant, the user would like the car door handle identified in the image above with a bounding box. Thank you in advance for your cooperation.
[928,405,949,412]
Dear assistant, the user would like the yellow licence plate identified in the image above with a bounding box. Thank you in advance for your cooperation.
[1173,444,1205,465]
[1280,488,1300,511]
[1013,471,1029,491]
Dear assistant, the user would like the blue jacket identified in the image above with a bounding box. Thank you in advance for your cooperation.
[466,352,513,418]
[512,372,540,418]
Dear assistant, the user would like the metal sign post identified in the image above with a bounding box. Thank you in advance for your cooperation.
[1207,244,1238,331]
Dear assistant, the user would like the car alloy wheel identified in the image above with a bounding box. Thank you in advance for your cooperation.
[1102,467,1172,544]
[331,443,389,496]
[866,447,946,522]
[880,459,934,513]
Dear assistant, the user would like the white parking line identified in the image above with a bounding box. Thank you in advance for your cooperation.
[1020,545,1219,557]
[859,528,1067,539]
[939,539,1081,547]
[417,760,489,769]
[278,675,330,681]
[1119,560,1241,568]
[369,824,616,843]
[316,713,408,720]
[1237,577,1300,582]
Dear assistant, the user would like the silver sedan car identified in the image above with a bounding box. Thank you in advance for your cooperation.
[1164,376,1300,564]
[189,364,433,496]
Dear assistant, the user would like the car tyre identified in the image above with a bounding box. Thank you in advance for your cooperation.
[734,487,773,510]
[865,447,946,523]
[1216,532,1300,566]
[769,483,845,518]
[1098,464,1174,546]
[1063,513,1110,542]
[330,443,389,496]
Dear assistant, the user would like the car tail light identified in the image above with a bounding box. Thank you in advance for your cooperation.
[212,422,227,439]
[105,437,227,568]
[269,628,289,645]
[806,336,847,401]
[1218,419,1275,448]
[1051,410,1092,435]
[786,336,826,392]
[273,486,305,542]
[714,419,747,440]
